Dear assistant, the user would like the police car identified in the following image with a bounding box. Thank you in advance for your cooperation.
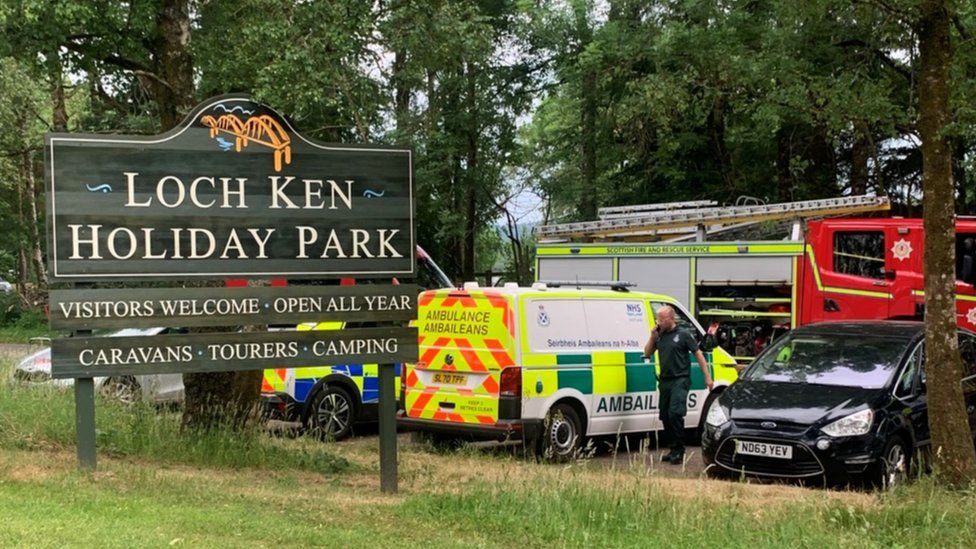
[260,245,450,440]
[397,282,740,459]
[262,321,400,439]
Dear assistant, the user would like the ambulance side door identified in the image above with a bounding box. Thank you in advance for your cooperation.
[521,297,591,424]
[583,298,656,435]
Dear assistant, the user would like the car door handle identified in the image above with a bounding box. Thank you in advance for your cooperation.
[872,281,888,287]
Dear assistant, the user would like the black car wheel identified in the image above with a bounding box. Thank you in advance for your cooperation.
[541,403,583,462]
[309,385,355,440]
[876,436,910,490]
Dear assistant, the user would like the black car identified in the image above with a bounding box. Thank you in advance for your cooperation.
[702,321,976,488]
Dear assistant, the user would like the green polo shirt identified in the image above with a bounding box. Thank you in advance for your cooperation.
[654,326,699,380]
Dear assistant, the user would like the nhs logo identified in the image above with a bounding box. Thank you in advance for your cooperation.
[625,303,644,318]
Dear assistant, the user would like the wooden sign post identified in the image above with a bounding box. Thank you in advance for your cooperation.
[45,95,417,493]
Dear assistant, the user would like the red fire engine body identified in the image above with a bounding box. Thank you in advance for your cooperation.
[798,218,976,331]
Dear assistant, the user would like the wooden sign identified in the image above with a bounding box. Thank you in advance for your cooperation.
[44,94,414,281]
[51,326,417,379]
[49,284,419,330]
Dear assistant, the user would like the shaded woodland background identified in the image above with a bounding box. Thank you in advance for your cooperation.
[2,0,976,294]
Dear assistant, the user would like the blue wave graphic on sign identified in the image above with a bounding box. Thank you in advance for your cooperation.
[363,189,385,198]
[216,137,234,151]
[85,183,112,193]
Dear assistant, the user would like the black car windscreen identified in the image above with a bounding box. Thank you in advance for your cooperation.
[743,333,909,389]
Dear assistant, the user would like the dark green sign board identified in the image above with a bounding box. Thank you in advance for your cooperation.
[49,284,419,330]
[46,96,412,492]
[51,327,417,379]
[45,94,414,281]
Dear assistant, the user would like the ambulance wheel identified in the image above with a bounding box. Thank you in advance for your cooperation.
[541,403,583,462]
[309,385,355,441]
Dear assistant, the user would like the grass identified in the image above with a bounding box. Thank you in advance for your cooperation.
[3,348,976,547]
[0,307,61,343]
[0,353,351,475]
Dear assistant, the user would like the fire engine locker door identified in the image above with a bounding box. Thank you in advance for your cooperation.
[696,257,793,285]
[537,258,613,284]
[618,258,691,308]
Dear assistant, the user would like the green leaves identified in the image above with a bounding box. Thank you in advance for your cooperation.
[521,0,976,218]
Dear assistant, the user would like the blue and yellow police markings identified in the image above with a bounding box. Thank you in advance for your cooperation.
[290,363,401,404]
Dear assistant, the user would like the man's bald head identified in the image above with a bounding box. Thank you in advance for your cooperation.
[656,305,676,331]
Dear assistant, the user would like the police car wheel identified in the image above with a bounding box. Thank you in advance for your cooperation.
[310,386,354,441]
[543,404,582,461]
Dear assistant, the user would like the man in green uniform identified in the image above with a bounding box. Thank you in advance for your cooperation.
[643,305,713,464]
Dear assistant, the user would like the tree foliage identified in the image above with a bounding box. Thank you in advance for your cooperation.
[2,1,976,465]
[521,0,976,220]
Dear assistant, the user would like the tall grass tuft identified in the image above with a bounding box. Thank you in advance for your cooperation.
[403,474,976,547]
[0,357,352,474]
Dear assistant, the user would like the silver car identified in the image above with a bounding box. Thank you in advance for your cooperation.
[13,327,185,404]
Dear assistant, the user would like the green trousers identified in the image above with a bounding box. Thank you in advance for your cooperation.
[659,376,690,454]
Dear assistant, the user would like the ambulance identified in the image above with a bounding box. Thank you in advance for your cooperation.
[397,282,739,459]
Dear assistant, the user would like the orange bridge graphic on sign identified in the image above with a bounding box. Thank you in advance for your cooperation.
[201,113,292,172]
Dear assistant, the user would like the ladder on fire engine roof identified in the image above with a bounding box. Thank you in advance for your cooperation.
[536,194,891,242]
[598,200,718,219]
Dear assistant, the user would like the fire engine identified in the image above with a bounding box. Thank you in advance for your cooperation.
[535,195,976,364]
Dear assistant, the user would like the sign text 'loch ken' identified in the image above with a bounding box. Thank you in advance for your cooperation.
[46,95,414,280]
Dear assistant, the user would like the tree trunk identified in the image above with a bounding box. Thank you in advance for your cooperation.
[707,95,733,190]
[917,0,976,487]
[153,0,194,129]
[462,63,479,281]
[150,1,261,430]
[575,1,597,220]
[21,150,46,288]
[181,326,264,431]
[15,170,28,300]
[805,125,837,199]
[851,126,871,195]
[776,128,793,201]
[48,49,69,132]
[579,67,598,220]
[393,49,411,135]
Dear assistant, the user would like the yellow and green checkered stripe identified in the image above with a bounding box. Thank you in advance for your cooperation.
[524,351,720,395]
